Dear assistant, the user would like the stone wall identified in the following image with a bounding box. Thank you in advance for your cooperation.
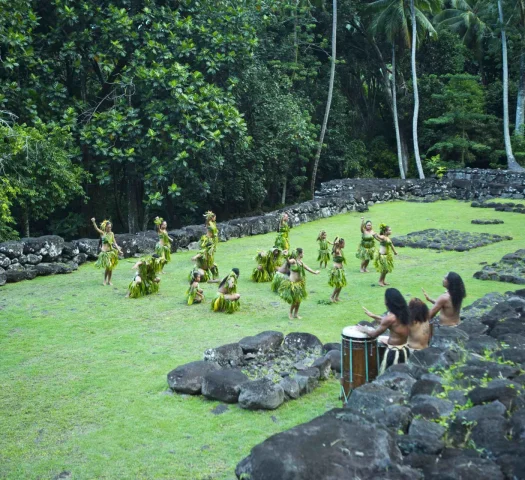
[2,168,525,286]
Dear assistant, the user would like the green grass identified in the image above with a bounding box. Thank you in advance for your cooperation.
[1,200,523,480]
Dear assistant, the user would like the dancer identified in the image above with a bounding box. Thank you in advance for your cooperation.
[251,247,285,283]
[91,218,123,285]
[407,298,431,351]
[328,237,346,303]
[187,270,205,305]
[422,272,466,326]
[191,227,219,282]
[317,230,331,268]
[211,268,240,313]
[373,224,397,286]
[274,213,290,251]
[154,216,173,270]
[204,211,219,246]
[271,250,294,293]
[126,254,162,298]
[356,217,377,273]
[358,288,410,374]
[279,248,319,319]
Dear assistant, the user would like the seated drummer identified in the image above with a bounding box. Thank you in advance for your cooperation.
[407,298,431,352]
[357,288,410,374]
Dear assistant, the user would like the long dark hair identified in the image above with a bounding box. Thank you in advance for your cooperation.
[447,272,466,313]
[409,298,429,324]
[190,270,200,285]
[219,268,239,289]
[385,288,409,325]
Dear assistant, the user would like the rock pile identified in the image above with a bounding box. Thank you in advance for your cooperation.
[474,250,525,285]
[236,290,525,479]
[472,201,525,214]
[471,219,504,225]
[167,332,341,410]
[392,229,512,252]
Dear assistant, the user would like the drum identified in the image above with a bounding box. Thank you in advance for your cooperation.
[341,326,380,404]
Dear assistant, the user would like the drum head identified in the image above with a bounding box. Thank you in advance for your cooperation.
[342,325,369,339]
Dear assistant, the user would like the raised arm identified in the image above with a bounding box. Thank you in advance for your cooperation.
[357,314,393,339]
[362,306,382,322]
[360,217,366,233]
[422,288,436,304]
[91,218,104,236]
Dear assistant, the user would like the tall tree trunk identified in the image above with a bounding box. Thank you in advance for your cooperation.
[515,50,525,136]
[126,165,139,233]
[310,0,337,198]
[22,206,30,238]
[391,45,405,179]
[281,177,287,205]
[498,0,524,170]
[142,203,150,232]
[410,0,425,179]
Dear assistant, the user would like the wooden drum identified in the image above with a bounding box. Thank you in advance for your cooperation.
[341,326,380,404]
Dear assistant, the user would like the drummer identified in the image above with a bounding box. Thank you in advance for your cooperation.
[357,288,410,374]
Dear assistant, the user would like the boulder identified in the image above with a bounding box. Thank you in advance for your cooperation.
[409,418,446,439]
[0,253,10,268]
[167,361,220,394]
[409,347,461,369]
[279,377,300,400]
[239,331,284,354]
[23,253,42,265]
[133,231,159,253]
[457,320,488,336]
[345,382,406,414]
[204,343,244,368]
[430,326,469,349]
[236,408,414,480]
[375,370,417,396]
[311,356,331,380]
[410,394,454,419]
[467,379,521,410]
[465,335,499,354]
[0,267,6,286]
[22,235,64,260]
[61,242,79,259]
[238,378,285,410]
[324,349,341,373]
[323,342,341,354]
[201,369,248,403]
[114,233,140,258]
[510,409,525,440]
[74,238,99,259]
[397,434,444,456]
[0,241,23,259]
[372,405,413,434]
[35,263,64,276]
[410,379,444,398]
[499,348,525,367]
[283,332,323,352]
[73,253,88,265]
[5,266,37,283]
[425,452,504,480]
[294,368,320,395]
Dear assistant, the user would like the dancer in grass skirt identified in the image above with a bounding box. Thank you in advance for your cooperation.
[279,248,319,319]
[274,213,290,251]
[251,247,286,283]
[126,254,162,298]
[211,268,240,313]
[91,218,123,286]
[356,217,377,273]
[154,217,173,271]
[317,230,332,268]
[204,211,219,247]
[186,270,205,305]
[191,227,219,282]
[373,224,398,286]
[271,249,294,293]
[328,237,346,303]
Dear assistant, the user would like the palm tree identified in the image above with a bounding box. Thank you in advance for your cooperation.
[310,0,337,198]
[497,0,524,170]
[366,0,440,179]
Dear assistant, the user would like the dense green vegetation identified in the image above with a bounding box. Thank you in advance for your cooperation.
[2,0,525,240]
[1,201,523,479]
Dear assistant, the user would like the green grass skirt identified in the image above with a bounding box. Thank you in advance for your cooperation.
[211,293,240,313]
[274,233,289,251]
[279,279,307,305]
[356,244,377,261]
[251,265,271,283]
[128,278,160,298]
[271,272,287,293]
[210,264,219,280]
[317,249,331,264]
[155,243,171,263]
[188,269,211,283]
[328,266,347,288]
[186,287,203,305]
[95,250,119,270]
[374,252,394,274]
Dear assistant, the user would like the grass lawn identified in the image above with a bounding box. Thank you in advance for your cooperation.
[1,200,523,480]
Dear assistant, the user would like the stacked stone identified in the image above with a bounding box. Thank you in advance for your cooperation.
[235,289,525,480]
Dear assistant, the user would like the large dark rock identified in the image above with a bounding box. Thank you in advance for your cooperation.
[397,434,444,456]
[279,376,300,400]
[468,379,522,410]
[235,408,420,480]
[134,231,160,253]
[0,241,24,259]
[410,379,444,397]
[239,331,284,354]
[294,368,320,395]
[167,361,220,394]
[375,370,417,396]
[324,350,341,373]
[0,253,10,268]
[409,347,461,369]
[23,253,42,265]
[465,335,499,354]
[424,451,504,480]
[430,326,469,349]
[372,405,413,434]
[201,369,248,403]
[410,395,454,419]
[481,302,521,330]
[35,263,64,276]
[114,233,140,258]
[61,242,79,259]
[238,378,285,410]
[5,265,37,283]
[499,348,525,367]
[457,320,488,336]
[323,342,341,354]
[409,418,446,439]
[22,235,64,260]
[204,343,244,368]
[0,267,6,286]
[73,238,99,259]
[283,332,323,352]
[311,356,331,380]
[345,382,406,414]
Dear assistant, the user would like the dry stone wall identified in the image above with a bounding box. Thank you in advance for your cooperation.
[2,168,525,286]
